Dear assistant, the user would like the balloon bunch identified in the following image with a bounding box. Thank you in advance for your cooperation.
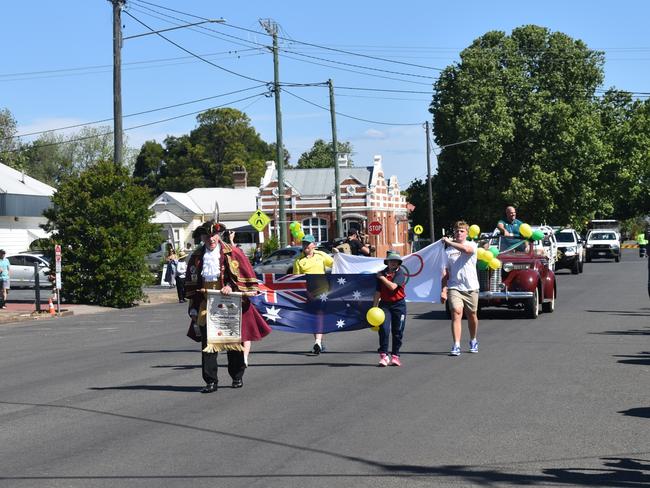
[366,307,385,332]
[468,224,480,240]
[518,223,544,241]
[289,221,305,241]
[477,246,501,271]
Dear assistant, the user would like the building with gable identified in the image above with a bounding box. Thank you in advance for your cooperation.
[257,155,409,257]
[0,162,54,254]
[149,167,259,252]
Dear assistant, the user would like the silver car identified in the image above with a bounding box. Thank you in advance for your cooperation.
[253,247,303,275]
[6,253,52,288]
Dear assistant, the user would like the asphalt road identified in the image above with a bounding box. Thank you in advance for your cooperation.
[1,250,648,487]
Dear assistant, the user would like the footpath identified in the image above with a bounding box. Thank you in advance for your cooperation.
[0,286,179,325]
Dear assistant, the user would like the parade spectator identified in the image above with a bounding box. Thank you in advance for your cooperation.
[441,221,480,356]
[175,251,187,303]
[347,230,372,256]
[185,221,271,393]
[0,249,9,309]
[293,234,334,355]
[164,248,177,288]
[636,230,647,258]
[373,251,407,367]
[253,244,263,265]
[497,206,522,237]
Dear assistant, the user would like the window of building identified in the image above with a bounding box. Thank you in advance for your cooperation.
[302,217,328,242]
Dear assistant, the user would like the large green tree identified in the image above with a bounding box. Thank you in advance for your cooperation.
[429,25,608,231]
[296,139,353,168]
[134,108,280,193]
[43,160,160,308]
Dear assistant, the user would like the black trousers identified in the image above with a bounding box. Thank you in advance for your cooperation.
[175,276,185,301]
[200,330,246,384]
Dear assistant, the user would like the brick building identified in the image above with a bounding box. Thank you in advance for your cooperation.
[258,155,410,257]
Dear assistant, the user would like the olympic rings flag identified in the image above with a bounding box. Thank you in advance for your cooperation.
[332,241,447,303]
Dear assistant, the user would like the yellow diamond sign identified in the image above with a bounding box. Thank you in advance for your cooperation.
[248,210,270,232]
[413,225,424,235]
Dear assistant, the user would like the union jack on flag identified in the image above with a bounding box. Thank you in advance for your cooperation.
[258,273,308,304]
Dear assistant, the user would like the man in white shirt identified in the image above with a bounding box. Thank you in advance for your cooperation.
[440,221,480,356]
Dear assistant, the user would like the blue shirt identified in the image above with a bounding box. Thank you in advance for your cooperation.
[0,258,9,280]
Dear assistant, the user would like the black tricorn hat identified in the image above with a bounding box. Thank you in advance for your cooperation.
[192,220,227,240]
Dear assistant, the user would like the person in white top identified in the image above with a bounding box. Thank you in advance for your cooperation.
[440,220,480,356]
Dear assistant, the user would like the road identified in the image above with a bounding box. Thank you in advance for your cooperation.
[1,250,648,487]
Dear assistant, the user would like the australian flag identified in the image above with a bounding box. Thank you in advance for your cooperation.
[251,273,377,333]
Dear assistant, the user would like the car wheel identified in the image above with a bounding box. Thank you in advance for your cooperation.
[578,259,584,273]
[525,288,539,319]
[542,289,555,313]
[615,254,620,263]
[586,254,592,263]
[571,259,579,275]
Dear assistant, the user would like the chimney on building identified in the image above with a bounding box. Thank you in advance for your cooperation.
[232,165,248,188]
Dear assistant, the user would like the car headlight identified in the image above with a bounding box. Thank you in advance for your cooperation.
[503,262,514,272]
[586,244,593,248]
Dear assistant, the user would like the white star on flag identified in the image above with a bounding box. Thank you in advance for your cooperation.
[352,290,361,300]
[319,293,328,302]
[263,306,281,322]
[336,319,345,328]
[337,277,346,285]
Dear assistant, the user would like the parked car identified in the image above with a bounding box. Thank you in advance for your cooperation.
[6,253,51,288]
[477,235,556,319]
[585,230,620,262]
[555,229,584,274]
[254,247,303,275]
[253,245,332,275]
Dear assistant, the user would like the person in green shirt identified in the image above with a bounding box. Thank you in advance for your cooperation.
[293,234,334,355]
[637,231,648,258]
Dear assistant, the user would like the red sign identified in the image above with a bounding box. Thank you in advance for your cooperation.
[368,221,383,235]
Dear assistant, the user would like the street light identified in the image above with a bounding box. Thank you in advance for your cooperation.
[424,126,476,241]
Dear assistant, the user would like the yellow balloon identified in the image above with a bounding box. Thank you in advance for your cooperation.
[296,230,305,241]
[371,325,380,332]
[477,248,491,262]
[366,307,385,327]
[488,258,502,270]
[519,223,532,239]
[468,224,480,239]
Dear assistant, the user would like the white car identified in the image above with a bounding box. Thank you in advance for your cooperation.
[555,229,584,274]
[585,230,621,262]
[6,253,52,288]
[531,225,559,271]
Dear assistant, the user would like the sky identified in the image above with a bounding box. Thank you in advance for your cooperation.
[3,1,650,189]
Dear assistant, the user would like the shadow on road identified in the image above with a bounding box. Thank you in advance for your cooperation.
[122,349,197,354]
[619,407,650,419]
[614,352,650,366]
[89,385,199,392]
[1,400,649,485]
[585,308,650,319]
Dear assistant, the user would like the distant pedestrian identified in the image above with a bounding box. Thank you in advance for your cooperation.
[253,244,263,265]
[373,251,407,367]
[0,249,9,309]
[175,251,187,303]
[441,221,480,356]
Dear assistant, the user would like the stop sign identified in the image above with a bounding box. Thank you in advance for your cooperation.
[368,221,383,235]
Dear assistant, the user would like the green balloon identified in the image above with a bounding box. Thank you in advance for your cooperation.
[477,260,489,271]
[531,230,545,241]
[289,221,298,231]
[489,246,499,258]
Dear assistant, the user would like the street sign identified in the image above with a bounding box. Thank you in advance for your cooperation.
[54,244,62,290]
[248,209,270,232]
[368,221,383,235]
[414,225,424,235]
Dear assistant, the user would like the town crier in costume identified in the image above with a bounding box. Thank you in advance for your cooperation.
[185,220,271,393]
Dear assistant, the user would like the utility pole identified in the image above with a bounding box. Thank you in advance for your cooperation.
[328,79,343,239]
[111,0,125,166]
[261,19,287,247]
[425,121,435,241]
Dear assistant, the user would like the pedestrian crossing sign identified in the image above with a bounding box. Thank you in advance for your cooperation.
[248,210,270,231]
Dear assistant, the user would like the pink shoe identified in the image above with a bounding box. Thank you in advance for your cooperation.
[390,355,402,367]
[378,353,390,367]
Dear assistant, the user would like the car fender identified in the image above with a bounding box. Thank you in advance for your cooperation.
[543,269,556,301]
[507,269,539,293]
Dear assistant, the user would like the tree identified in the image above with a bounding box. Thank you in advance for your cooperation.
[0,107,23,169]
[430,25,607,231]
[133,108,279,192]
[42,160,161,308]
[296,139,353,168]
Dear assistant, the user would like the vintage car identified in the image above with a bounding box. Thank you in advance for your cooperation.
[478,235,556,319]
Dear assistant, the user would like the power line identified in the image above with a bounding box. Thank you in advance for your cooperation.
[4,85,267,141]
[6,92,268,152]
[123,10,268,84]
[283,89,422,126]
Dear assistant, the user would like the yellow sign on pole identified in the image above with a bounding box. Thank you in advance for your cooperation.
[248,210,270,232]
[413,225,424,235]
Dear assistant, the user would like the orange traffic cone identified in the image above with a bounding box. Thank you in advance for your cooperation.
[48,297,56,316]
